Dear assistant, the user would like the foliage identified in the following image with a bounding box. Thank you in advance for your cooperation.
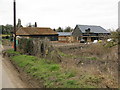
[18,38,61,63]
[110,30,120,43]
[0,24,13,34]
[104,41,117,48]
[18,38,34,54]
[2,39,12,46]
[64,26,73,32]
[55,26,73,32]
[56,27,64,32]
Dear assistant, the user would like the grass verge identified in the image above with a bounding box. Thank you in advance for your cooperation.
[6,49,103,88]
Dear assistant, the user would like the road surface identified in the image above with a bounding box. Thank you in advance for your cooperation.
[0,45,29,88]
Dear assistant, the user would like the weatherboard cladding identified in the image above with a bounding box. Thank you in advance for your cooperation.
[16,27,58,35]
[57,32,72,36]
[77,25,110,33]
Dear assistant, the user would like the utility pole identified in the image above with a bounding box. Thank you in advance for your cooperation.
[13,0,16,51]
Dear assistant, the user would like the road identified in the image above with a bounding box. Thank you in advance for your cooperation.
[0,45,29,88]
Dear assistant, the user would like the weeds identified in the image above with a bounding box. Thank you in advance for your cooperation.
[5,45,117,88]
[8,49,81,88]
[59,51,98,61]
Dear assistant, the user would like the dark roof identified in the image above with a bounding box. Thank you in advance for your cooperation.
[76,25,110,33]
[16,27,58,35]
[57,32,72,36]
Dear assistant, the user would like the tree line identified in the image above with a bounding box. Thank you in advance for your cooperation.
[0,24,74,35]
[54,26,73,32]
[0,24,13,35]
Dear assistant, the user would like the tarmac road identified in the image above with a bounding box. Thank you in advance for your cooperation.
[0,45,29,88]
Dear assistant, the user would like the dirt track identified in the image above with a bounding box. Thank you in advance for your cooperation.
[1,45,29,88]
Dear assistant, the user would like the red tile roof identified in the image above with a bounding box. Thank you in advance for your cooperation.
[16,27,58,35]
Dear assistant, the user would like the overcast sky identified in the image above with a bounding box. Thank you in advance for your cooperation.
[0,0,119,30]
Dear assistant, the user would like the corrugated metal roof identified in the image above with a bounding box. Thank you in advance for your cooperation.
[77,25,110,33]
[57,32,72,36]
[16,27,58,35]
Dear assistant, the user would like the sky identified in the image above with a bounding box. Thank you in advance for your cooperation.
[118,1,120,28]
[0,0,119,30]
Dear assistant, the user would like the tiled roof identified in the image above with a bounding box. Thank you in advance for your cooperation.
[57,32,72,36]
[16,27,58,35]
[77,25,110,33]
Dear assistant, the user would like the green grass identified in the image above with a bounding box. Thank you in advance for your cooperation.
[63,80,79,88]
[59,51,98,60]
[12,55,37,67]
[6,49,21,56]
[2,34,11,36]
[6,49,102,88]
[0,41,2,44]
[86,57,97,60]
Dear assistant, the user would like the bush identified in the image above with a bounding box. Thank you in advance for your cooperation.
[18,38,34,54]
[104,41,117,48]
[18,38,61,63]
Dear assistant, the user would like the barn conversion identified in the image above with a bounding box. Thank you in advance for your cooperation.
[72,25,110,42]
[16,27,58,41]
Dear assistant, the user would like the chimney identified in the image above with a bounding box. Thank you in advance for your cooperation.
[35,22,37,27]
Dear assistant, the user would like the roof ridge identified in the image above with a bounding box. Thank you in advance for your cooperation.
[76,24,109,33]
[16,27,58,35]
[77,24,100,27]
[21,27,51,29]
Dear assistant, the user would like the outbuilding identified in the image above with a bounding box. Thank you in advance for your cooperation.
[16,27,58,41]
[57,32,74,43]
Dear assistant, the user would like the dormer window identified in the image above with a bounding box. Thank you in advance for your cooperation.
[85,28,91,33]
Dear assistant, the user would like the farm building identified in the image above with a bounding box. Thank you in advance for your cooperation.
[72,25,110,42]
[16,27,58,41]
[57,32,74,43]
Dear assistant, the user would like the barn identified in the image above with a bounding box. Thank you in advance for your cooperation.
[16,27,58,41]
[72,25,110,42]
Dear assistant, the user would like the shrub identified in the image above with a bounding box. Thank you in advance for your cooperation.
[18,38,34,54]
[104,41,117,48]
[18,38,61,63]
